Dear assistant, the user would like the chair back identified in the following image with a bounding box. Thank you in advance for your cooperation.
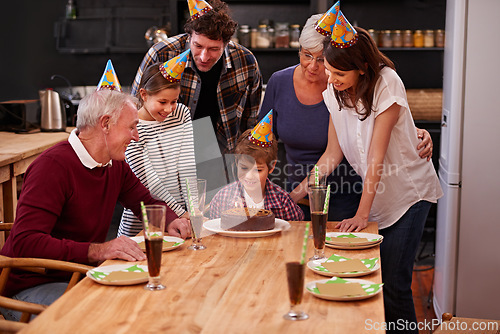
[0,222,13,250]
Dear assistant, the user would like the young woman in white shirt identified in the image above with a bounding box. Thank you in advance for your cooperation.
[315,27,443,333]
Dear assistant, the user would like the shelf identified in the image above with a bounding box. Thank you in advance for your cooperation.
[249,48,300,52]
[380,47,444,51]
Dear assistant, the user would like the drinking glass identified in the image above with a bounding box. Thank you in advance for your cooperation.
[281,223,309,321]
[185,177,207,250]
[307,169,329,260]
[142,204,166,291]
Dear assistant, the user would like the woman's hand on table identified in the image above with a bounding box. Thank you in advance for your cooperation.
[167,217,191,239]
[88,236,146,263]
[335,216,368,232]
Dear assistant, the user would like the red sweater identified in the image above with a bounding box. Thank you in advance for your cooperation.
[1,141,177,296]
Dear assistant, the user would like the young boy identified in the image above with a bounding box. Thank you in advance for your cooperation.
[209,110,304,221]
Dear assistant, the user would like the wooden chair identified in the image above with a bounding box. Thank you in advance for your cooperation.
[0,223,13,250]
[433,312,500,333]
[0,255,91,323]
[0,319,27,333]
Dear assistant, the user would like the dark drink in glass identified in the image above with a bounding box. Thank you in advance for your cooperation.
[145,237,163,278]
[311,211,327,249]
[286,261,305,306]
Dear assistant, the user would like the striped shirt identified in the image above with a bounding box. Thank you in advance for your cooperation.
[131,33,263,153]
[118,103,196,237]
[209,180,305,221]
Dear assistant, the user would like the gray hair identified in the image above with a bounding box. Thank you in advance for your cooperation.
[299,13,328,53]
[76,90,138,130]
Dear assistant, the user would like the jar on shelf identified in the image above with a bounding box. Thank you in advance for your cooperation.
[381,30,393,48]
[267,27,275,48]
[392,30,403,48]
[413,30,424,48]
[238,25,251,48]
[424,30,435,47]
[368,29,379,44]
[274,22,290,48]
[289,24,301,48]
[256,25,271,48]
[250,28,258,49]
[435,29,445,48]
[403,30,413,47]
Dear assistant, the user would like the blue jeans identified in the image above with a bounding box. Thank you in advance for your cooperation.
[0,282,68,321]
[379,200,431,334]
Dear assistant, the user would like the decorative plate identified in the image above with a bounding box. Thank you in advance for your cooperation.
[203,218,290,238]
[87,264,149,286]
[306,277,383,301]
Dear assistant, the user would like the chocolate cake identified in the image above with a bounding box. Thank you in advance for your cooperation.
[220,207,276,231]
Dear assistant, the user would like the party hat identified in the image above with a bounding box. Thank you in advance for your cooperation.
[315,1,340,36]
[330,10,358,48]
[159,49,190,83]
[248,109,273,148]
[187,0,213,20]
[96,60,122,91]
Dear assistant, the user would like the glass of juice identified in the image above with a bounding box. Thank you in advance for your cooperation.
[185,177,207,250]
[281,223,309,321]
[142,204,166,291]
[307,169,329,260]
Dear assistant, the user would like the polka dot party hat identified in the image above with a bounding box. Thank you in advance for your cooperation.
[187,0,213,20]
[159,49,190,83]
[315,1,340,36]
[249,109,273,148]
[96,60,122,91]
[330,8,358,48]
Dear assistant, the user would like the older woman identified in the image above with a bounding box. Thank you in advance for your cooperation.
[258,14,433,220]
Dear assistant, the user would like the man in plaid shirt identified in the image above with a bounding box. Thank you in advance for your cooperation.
[131,0,262,154]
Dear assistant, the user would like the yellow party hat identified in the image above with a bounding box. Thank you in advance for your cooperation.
[315,1,340,36]
[187,0,213,20]
[159,49,190,83]
[330,9,358,48]
[96,60,122,91]
[248,109,273,148]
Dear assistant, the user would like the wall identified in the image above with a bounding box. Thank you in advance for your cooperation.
[0,0,446,102]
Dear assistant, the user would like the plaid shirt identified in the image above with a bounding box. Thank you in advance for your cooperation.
[209,179,305,221]
[132,34,263,153]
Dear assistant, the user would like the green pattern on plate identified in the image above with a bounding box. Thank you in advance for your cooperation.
[313,254,379,273]
[90,265,146,280]
[308,277,384,295]
[326,233,378,242]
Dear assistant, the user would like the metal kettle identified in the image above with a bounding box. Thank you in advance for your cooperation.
[39,89,66,132]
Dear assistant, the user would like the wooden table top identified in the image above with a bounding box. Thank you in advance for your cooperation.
[0,130,72,160]
[20,222,385,334]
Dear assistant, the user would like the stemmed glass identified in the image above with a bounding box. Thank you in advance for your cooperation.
[185,177,207,250]
[142,204,166,291]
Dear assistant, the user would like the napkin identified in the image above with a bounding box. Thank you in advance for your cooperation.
[316,282,367,297]
[311,277,384,297]
[322,259,369,273]
[101,271,149,282]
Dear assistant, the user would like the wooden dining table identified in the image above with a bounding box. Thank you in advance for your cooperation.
[0,130,72,223]
[19,221,385,333]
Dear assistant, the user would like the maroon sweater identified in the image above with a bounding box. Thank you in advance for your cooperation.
[1,141,177,296]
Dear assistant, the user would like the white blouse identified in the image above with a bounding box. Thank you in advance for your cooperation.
[323,67,443,229]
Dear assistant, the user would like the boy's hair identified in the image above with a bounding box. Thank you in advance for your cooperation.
[184,0,237,44]
[235,129,278,168]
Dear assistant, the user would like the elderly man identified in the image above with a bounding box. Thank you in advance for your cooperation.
[0,90,191,321]
[131,0,262,155]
